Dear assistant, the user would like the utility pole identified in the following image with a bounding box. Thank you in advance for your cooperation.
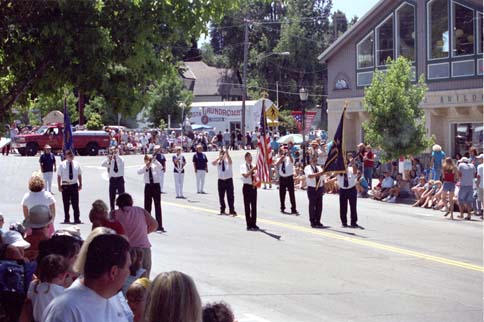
[241,20,249,143]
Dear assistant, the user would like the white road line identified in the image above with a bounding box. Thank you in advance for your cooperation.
[238,314,274,322]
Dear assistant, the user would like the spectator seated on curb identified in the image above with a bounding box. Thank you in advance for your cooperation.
[385,173,412,203]
[203,302,236,322]
[374,171,394,201]
[356,170,369,197]
[411,176,427,200]
[1,230,31,261]
[371,176,384,199]
[324,175,339,194]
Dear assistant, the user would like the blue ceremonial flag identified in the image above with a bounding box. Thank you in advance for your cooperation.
[323,104,347,174]
[63,97,73,154]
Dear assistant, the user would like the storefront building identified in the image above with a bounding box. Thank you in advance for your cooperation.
[318,0,483,157]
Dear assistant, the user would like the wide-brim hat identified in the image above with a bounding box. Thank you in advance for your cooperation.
[459,157,469,163]
[23,205,53,229]
[54,226,82,241]
[432,144,442,152]
[2,230,30,249]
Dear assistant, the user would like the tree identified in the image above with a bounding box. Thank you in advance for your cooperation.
[85,113,104,130]
[145,66,193,128]
[0,0,240,123]
[362,56,431,160]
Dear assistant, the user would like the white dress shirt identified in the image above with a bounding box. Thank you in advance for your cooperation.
[137,159,163,184]
[240,163,255,185]
[216,159,233,180]
[57,160,82,185]
[337,167,357,189]
[101,155,125,178]
[304,165,326,188]
[277,156,294,177]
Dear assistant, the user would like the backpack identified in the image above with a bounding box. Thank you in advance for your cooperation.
[0,260,37,322]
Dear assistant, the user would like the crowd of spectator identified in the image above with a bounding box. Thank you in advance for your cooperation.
[0,174,239,322]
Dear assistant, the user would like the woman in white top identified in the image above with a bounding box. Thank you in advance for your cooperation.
[21,176,56,236]
[304,156,326,228]
[173,146,187,198]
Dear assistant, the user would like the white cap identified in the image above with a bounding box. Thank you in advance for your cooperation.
[2,230,30,249]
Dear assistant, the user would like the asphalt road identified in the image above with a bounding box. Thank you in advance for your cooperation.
[1,151,482,322]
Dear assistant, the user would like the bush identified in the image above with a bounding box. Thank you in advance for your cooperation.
[85,112,104,130]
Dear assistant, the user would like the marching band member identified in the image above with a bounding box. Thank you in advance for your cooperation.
[137,154,165,232]
[337,152,361,228]
[173,146,186,199]
[275,147,299,215]
[304,155,326,228]
[240,152,259,230]
[212,149,236,216]
[101,146,125,211]
[153,145,167,194]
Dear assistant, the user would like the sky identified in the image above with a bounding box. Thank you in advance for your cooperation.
[332,0,380,20]
[198,0,380,46]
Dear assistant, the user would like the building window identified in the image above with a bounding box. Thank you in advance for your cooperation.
[428,0,449,59]
[396,3,416,61]
[376,15,394,65]
[357,32,374,69]
[452,2,475,57]
[451,123,483,157]
[478,12,483,54]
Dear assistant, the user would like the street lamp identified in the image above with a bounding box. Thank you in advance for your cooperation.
[299,87,309,165]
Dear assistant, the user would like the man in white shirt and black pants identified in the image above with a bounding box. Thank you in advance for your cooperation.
[138,154,165,232]
[57,150,82,224]
[305,155,326,228]
[102,147,125,212]
[241,152,258,230]
[337,153,361,228]
[212,149,236,215]
[276,147,299,215]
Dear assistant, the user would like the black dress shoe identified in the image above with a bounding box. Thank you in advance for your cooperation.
[280,209,286,214]
[220,210,226,215]
[342,223,348,228]
[157,227,166,233]
[291,210,300,216]
[229,210,237,216]
[73,221,83,225]
[253,225,260,230]
[62,221,71,224]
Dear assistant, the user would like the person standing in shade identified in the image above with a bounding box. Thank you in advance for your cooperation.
[193,144,208,194]
[240,152,259,230]
[276,147,299,215]
[212,149,236,216]
[337,153,361,228]
[57,150,82,224]
[363,144,375,189]
[137,155,165,232]
[101,147,125,212]
[173,146,186,198]
[154,145,166,194]
[39,145,57,193]
[304,155,326,228]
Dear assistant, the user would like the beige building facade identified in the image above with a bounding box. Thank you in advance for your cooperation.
[319,0,483,157]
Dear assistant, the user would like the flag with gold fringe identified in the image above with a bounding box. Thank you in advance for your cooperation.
[323,104,347,174]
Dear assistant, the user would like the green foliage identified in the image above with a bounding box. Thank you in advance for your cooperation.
[0,0,240,123]
[85,112,104,130]
[145,66,193,128]
[278,109,297,133]
[207,0,335,113]
[362,56,431,160]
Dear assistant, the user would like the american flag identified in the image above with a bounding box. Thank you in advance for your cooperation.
[255,101,272,186]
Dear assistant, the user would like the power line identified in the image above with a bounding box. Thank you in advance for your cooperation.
[218,82,326,97]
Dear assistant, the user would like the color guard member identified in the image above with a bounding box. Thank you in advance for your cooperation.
[338,153,361,228]
[304,155,326,228]
[138,154,165,232]
[57,150,82,224]
[276,147,299,215]
[101,146,125,211]
[240,152,259,230]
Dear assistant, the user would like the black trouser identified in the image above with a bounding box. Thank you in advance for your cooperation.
[243,184,257,228]
[279,175,296,212]
[144,183,162,229]
[61,183,80,222]
[218,178,235,212]
[2,144,10,155]
[109,177,125,211]
[307,186,324,225]
[339,186,358,225]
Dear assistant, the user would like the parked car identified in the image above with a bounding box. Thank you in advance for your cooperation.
[13,123,110,156]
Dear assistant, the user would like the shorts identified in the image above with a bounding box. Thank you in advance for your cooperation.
[458,186,474,205]
[217,141,223,147]
[442,182,455,192]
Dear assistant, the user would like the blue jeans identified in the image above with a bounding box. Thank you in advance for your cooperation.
[432,167,442,180]
[364,167,373,189]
